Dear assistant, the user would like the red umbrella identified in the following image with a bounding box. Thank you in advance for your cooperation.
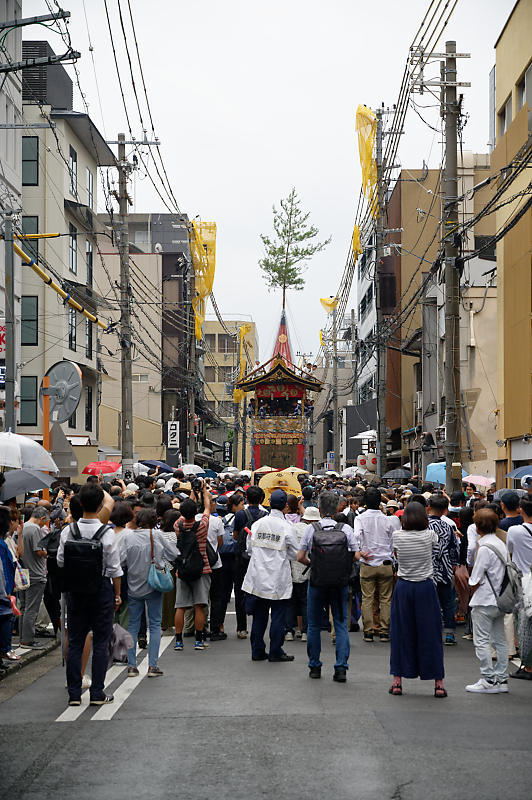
[82,460,121,476]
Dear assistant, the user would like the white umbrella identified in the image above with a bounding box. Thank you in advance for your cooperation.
[0,432,58,473]
[239,470,252,477]
[180,464,203,475]
[221,466,239,474]
[341,466,359,477]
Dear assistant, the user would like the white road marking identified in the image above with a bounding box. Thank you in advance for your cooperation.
[55,664,127,723]
[91,636,173,721]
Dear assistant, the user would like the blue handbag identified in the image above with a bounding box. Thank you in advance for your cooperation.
[147,531,174,593]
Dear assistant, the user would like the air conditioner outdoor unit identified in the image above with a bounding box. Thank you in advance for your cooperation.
[416,391,423,411]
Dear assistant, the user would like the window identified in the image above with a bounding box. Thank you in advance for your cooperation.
[68,409,76,429]
[21,215,38,262]
[204,366,216,382]
[85,386,93,432]
[22,136,38,185]
[20,376,38,426]
[218,334,236,354]
[132,373,149,382]
[357,377,374,404]
[85,318,93,359]
[68,307,77,350]
[498,95,512,139]
[69,223,77,273]
[218,401,234,418]
[85,239,93,285]
[517,62,532,112]
[69,145,77,196]
[204,333,216,351]
[86,167,94,208]
[21,296,38,346]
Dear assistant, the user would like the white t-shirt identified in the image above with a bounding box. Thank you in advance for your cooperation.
[197,513,223,570]
[506,523,532,575]
[468,534,507,607]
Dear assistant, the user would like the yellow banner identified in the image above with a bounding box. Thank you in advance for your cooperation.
[189,221,216,340]
[233,323,252,404]
[320,296,338,314]
[355,105,378,219]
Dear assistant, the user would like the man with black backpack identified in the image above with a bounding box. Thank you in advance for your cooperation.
[173,481,212,652]
[57,484,122,707]
[297,491,358,682]
[233,485,268,639]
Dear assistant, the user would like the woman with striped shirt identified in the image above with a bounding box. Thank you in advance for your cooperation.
[389,503,447,697]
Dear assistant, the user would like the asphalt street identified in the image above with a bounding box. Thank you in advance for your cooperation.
[1,616,531,800]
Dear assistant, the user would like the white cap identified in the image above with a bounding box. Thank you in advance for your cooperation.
[126,482,139,492]
[302,506,320,521]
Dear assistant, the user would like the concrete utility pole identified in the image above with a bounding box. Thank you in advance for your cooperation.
[375,107,388,477]
[117,134,134,478]
[242,396,247,470]
[332,306,340,472]
[3,211,16,432]
[442,41,462,493]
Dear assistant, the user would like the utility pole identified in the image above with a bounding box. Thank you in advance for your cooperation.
[375,107,388,477]
[3,211,16,432]
[117,134,134,478]
[442,41,462,493]
[332,306,340,472]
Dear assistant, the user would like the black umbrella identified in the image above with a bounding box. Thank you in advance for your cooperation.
[382,468,412,481]
[0,468,55,501]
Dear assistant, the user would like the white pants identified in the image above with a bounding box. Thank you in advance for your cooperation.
[471,605,508,682]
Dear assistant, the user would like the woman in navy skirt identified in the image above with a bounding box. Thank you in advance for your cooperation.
[389,502,447,697]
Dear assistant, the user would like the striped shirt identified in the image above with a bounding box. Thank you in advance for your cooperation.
[428,515,459,585]
[393,530,438,582]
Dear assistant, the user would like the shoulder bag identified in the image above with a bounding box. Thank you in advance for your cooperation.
[148,530,174,593]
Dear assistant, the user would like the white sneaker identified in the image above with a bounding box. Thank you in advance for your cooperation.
[496,680,509,693]
[465,678,498,694]
[285,632,294,641]
[301,632,307,642]
[294,630,302,639]
[82,675,92,690]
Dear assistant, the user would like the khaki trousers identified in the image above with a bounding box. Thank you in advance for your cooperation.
[360,563,394,635]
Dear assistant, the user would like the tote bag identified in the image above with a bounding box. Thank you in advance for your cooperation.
[147,530,174,593]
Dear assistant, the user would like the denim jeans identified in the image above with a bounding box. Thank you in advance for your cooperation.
[471,605,508,682]
[307,584,350,669]
[436,581,456,632]
[127,592,162,668]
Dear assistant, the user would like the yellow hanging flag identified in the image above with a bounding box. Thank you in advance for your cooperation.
[189,221,216,340]
[320,296,338,314]
[355,105,379,219]
[233,323,252,404]
[352,224,362,259]
[319,329,324,346]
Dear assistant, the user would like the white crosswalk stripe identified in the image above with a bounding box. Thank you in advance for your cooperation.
[55,664,127,723]
[91,636,173,721]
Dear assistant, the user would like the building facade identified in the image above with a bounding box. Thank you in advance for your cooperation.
[17,44,115,476]
[490,0,532,485]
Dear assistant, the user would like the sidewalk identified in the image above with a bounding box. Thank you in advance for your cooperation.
[1,634,61,680]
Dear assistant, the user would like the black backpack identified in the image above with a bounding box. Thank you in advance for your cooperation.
[62,522,110,594]
[237,507,268,559]
[310,521,352,589]
[175,521,205,583]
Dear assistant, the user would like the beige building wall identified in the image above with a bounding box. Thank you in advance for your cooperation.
[95,250,165,461]
[202,318,258,469]
[491,0,532,480]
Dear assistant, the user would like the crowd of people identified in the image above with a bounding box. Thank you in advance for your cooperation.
[1,467,531,706]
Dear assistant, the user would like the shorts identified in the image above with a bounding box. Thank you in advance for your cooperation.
[174,574,211,608]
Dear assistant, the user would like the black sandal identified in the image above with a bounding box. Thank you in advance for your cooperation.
[434,686,448,698]
[388,683,402,695]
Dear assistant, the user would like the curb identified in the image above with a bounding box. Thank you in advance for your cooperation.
[1,637,61,681]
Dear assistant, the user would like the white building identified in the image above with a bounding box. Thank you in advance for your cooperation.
[17,43,116,472]
[0,2,23,428]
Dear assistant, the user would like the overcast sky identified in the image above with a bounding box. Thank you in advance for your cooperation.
[26,0,515,361]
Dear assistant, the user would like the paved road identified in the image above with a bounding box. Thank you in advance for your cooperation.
[1,618,531,800]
